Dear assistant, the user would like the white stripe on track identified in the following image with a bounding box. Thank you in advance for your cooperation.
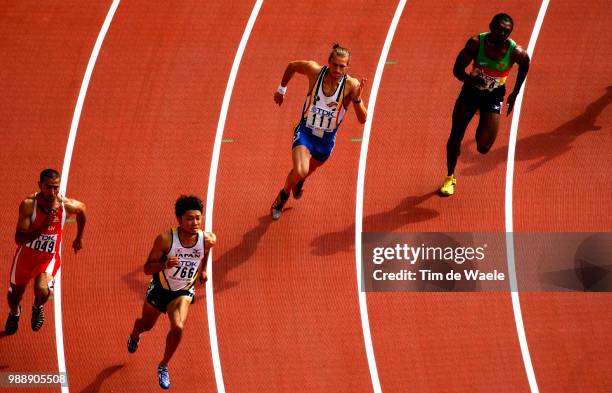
[505,2,550,393]
[354,1,407,392]
[56,1,121,391]
[203,1,263,392]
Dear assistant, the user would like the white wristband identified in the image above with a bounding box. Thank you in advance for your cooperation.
[277,85,287,95]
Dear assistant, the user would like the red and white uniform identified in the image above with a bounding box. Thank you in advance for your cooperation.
[10,195,66,286]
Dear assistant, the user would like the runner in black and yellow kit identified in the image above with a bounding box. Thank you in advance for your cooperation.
[440,13,530,196]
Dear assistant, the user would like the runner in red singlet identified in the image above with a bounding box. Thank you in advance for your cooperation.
[4,169,86,335]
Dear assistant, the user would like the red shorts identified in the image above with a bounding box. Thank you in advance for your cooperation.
[10,245,61,286]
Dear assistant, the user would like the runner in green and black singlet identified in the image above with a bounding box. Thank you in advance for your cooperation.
[440,13,530,196]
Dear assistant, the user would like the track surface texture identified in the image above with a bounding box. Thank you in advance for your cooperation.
[2,1,610,392]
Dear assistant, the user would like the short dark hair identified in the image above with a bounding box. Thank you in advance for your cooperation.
[175,195,204,218]
[491,13,514,27]
[39,168,60,183]
[328,43,351,63]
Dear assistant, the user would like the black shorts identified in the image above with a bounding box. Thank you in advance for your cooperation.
[458,84,505,114]
[145,279,195,313]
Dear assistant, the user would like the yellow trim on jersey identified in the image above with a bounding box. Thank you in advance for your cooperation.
[336,79,346,127]
[303,67,326,119]
[158,270,171,290]
[183,276,198,291]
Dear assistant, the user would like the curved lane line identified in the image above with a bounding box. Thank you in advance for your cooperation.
[354,1,408,392]
[203,1,264,392]
[505,1,550,392]
[56,1,121,392]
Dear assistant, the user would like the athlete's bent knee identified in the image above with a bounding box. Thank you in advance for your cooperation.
[295,166,309,180]
[170,322,184,335]
[477,144,492,154]
[34,282,49,297]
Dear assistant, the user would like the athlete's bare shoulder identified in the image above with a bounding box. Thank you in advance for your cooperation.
[60,196,86,215]
[345,75,360,88]
[511,44,530,65]
[465,35,480,52]
[19,194,36,214]
[154,230,174,252]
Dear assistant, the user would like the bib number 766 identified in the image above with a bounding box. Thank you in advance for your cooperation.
[171,266,196,280]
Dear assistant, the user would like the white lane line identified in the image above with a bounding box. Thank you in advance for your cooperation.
[56,1,121,391]
[203,1,263,392]
[354,1,407,392]
[505,2,550,393]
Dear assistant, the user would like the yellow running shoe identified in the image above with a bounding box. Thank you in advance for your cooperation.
[439,175,456,196]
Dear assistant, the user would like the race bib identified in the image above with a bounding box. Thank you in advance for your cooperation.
[306,106,335,135]
[475,71,508,92]
[26,234,57,253]
[168,260,198,283]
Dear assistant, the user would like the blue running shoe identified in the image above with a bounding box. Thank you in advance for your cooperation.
[157,364,170,390]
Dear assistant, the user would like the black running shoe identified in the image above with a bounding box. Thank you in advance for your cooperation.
[4,305,21,335]
[127,335,140,353]
[31,305,45,332]
[271,189,289,220]
[293,180,304,199]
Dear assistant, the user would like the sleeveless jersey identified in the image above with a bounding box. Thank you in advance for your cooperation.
[473,32,517,92]
[11,194,66,285]
[301,66,348,137]
[154,228,205,292]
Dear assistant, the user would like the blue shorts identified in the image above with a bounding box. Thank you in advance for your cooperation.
[291,120,336,163]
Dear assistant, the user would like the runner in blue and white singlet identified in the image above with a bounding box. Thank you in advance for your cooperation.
[271,44,369,220]
[301,65,348,138]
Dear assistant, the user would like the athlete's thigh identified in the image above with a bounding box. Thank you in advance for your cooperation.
[451,94,479,133]
[292,145,312,171]
[475,111,501,148]
[166,295,192,328]
[140,300,162,326]
[34,272,53,289]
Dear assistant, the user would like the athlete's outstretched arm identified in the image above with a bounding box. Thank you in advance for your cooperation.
[143,233,177,275]
[64,198,86,253]
[506,47,530,115]
[14,198,52,245]
[274,60,321,106]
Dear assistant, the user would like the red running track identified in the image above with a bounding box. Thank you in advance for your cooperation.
[2,1,611,392]
[57,2,257,392]
[211,1,397,391]
[513,1,612,392]
[0,1,113,389]
[362,1,539,392]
